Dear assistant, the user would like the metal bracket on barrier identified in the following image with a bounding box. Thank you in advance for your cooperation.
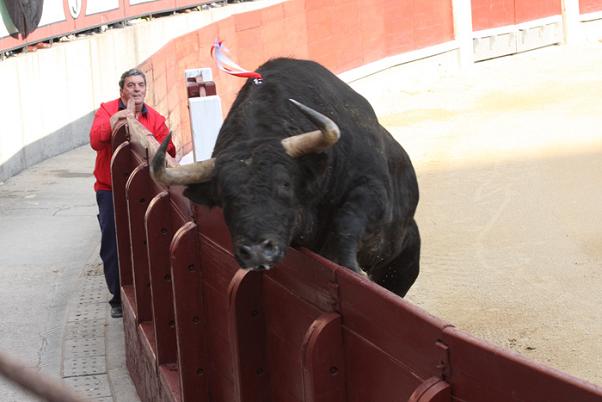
[407,376,451,402]
[407,338,452,402]
[435,340,451,379]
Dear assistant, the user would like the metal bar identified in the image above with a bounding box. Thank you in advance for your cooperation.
[0,351,89,402]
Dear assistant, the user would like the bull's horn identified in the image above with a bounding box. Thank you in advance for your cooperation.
[150,133,216,185]
[281,99,341,158]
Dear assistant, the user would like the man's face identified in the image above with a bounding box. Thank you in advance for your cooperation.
[120,75,146,109]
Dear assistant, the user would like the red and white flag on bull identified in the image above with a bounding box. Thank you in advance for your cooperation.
[211,39,263,80]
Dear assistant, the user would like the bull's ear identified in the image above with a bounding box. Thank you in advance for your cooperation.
[183,182,222,208]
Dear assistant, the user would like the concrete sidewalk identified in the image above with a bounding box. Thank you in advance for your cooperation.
[0,145,140,401]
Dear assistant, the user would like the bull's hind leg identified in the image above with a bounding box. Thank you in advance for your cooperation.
[370,219,420,297]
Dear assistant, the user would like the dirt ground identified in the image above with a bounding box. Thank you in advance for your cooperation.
[359,43,602,386]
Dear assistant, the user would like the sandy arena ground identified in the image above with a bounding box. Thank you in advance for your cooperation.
[356,43,602,386]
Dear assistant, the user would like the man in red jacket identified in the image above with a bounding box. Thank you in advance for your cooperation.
[90,68,175,318]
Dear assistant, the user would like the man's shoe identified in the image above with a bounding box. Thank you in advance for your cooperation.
[111,305,123,318]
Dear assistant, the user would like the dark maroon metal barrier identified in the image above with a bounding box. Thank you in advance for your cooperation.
[110,121,602,402]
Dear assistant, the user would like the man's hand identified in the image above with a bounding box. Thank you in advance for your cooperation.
[109,98,136,131]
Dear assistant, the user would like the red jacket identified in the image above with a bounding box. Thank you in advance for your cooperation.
[90,99,175,191]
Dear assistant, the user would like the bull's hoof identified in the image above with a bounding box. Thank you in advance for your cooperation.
[347,263,369,278]
[246,264,273,271]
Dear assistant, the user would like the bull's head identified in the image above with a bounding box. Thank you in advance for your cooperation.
[150,99,340,270]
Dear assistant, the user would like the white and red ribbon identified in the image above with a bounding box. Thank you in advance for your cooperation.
[211,39,263,80]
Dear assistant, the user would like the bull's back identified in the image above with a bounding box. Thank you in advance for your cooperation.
[222,58,381,140]
[260,58,380,122]
[217,57,416,211]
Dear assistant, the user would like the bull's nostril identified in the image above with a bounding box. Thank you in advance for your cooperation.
[261,239,281,259]
[261,239,275,252]
[238,245,252,260]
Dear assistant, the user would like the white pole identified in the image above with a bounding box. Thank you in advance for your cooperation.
[562,0,582,44]
[452,0,474,68]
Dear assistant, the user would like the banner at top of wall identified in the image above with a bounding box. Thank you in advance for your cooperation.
[4,0,44,37]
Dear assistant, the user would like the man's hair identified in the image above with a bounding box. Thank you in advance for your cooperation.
[119,69,146,90]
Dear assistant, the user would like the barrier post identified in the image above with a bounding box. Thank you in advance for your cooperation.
[125,164,154,324]
[111,124,136,308]
[227,270,269,402]
[145,191,178,366]
[171,221,210,402]
[301,313,347,402]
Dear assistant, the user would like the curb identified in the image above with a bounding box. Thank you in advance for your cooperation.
[61,250,140,402]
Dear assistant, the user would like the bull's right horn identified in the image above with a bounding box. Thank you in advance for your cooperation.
[281,99,341,158]
[150,133,215,185]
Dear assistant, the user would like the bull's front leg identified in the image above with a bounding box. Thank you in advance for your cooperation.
[321,222,364,273]
[320,186,385,275]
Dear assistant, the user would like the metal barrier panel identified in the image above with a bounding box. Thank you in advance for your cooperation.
[471,0,561,30]
[471,0,563,61]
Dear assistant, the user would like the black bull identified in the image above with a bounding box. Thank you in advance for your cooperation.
[151,58,420,297]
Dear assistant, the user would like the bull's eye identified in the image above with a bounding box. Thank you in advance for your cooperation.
[272,165,292,199]
[276,180,293,200]
[279,181,291,192]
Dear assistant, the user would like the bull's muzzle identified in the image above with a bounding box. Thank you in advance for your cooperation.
[235,238,283,271]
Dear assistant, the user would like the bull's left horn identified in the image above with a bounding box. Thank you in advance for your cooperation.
[150,133,216,185]
[281,99,341,158]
